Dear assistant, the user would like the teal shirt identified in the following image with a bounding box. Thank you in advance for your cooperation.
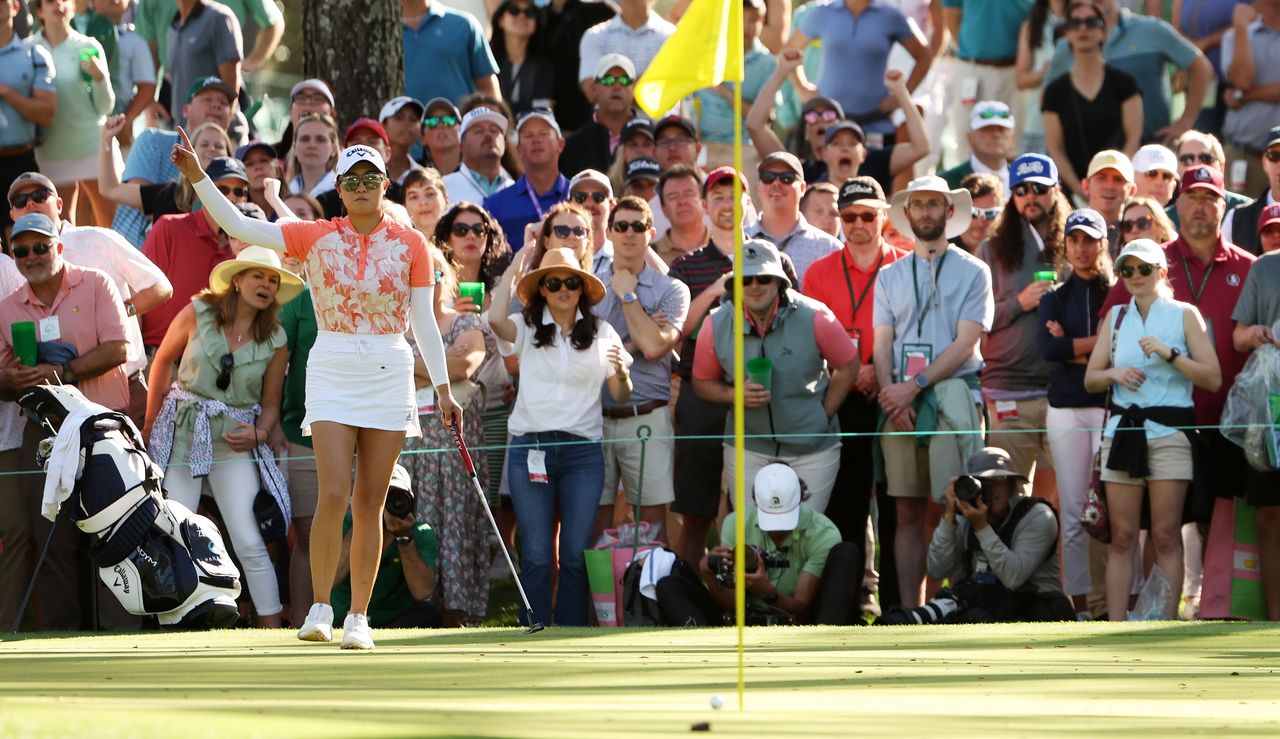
[721,506,841,608]
[942,0,1034,61]
[329,512,439,625]
[692,39,776,144]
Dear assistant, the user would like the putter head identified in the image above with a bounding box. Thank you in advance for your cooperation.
[524,621,545,635]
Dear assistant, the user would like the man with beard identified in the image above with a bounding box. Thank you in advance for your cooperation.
[485,110,569,248]
[443,108,515,213]
[873,175,993,609]
[977,153,1069,497]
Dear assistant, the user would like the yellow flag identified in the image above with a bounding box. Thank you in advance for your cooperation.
[634,0,743,119]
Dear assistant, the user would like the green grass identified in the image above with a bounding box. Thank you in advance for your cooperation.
[3,622,1280,737]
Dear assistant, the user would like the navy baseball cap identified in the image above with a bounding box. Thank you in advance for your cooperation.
[1065,208,1107,239]
[235,140,278,162]
[205,156,249,184]
[625,157,661,183]
[11,213,58,239]
[1010,154,1059,188]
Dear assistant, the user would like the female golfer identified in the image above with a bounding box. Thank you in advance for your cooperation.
[171,129,460,650]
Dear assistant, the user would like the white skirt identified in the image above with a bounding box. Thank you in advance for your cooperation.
[302,331,421,438]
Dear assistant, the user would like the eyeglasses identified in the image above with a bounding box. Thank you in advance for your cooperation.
[656,135,694,149]
[451,222,488,237]
[1142,170,1176,181]
[759,171,799,186]
[840,211,878,224]
[1118,263,1157,279]
[505,5,537,18]
[215,352,235,391]
[597,74,634,87]
[803,109,839,125]
[1012,182,1051,197]
[551,224,588,239]
[571,191,608,204]
[423,115,459,129]
[10,188,52,209]
[1265,150,1280,163]
[10,241,54,259]
[611,220,649,233]
[542,275,584,292]
[217,185,249,198]
[1178,152,1218,166]
[293,92,329,106]
[338,173,386,191]
[971,207,1001,220]
[1065,15,1105,30]
[1119,216,1154,233]
[742,275,775,286]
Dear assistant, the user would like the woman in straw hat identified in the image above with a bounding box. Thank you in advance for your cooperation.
[489,202,633,626]
[144,246,304,629]
[170,128,459,650]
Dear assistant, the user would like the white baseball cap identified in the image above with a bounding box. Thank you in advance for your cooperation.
[335,144,386,176]
[517,109,562,140]
[970,101,1014,131]
[594,53,636,80]
[290,79,334,108]
[1131,144,1178,176]
[459,107,510,141]
[753,464,802,532]
[569,169,613,197]
[1115,238,1168,269]
[379,96,424,124]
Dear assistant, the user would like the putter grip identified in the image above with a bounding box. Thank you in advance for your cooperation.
[450,424,476,475]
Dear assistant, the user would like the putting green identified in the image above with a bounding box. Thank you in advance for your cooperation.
[2,622,1279,737]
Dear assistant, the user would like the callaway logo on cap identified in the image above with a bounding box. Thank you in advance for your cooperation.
[336,144,386,175]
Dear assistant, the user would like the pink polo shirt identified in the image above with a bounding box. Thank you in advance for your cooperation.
[0,263,132,410]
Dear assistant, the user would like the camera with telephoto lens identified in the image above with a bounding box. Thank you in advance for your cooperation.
[953,475,990,505]
[385,484,415,520]
[707,546,790,589]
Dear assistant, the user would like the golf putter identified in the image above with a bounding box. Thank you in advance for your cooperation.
[448,423,544,634]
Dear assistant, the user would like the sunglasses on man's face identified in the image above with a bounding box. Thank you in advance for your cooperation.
[423,115,459,129]
[597,74,634,87]
[551,224,588,239]
[451,222,488,237]
[803,109,839,125]
[571,191,608,204]
[11,241,54,259]
[611,220,648,234]
[542,275,583,292]
[759,171,799,186]
[338,173,386,191]
[215,352,235,391]
[1118,263,1156,279]
[1119,216,1154,233]
[742,275,775,286]
[976,108,1012,121]
[217,185,249,199]
[971,207,1001,220]
[1065,15,1105,30]
[10,188,52,209]
[1178,152,1217,167]
[1012,182,1050,197]
[840,211,878,224]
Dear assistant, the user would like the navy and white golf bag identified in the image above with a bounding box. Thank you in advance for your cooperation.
[18,384,241,629]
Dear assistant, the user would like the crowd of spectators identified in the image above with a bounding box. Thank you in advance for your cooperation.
[1,0,1280,631]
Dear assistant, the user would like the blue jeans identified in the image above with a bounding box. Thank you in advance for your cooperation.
[507,431,604,626]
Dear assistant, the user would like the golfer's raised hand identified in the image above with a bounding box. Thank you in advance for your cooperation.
[170,126,206,183]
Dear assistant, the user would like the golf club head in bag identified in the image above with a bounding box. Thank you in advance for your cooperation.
[17,384,241,629]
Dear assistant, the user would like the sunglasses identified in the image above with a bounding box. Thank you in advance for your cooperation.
[215,352,235,391]
[803,109,839,125]
[451,222,488,237]
[976,108,1012,121]
[11,241,54,259]
[217,185,249,198]
[504,4,537,17]
[1119,216,1154,233]
[338,173,386,191]
[759,171,799,186]
[542,275,584,292]
[1066,15,1105,30]
[1178,152,1217,166]
[551,224,588,239]
[611,220,649,233]
[1012,182,1051,197]
[10,188,52,209]
[571,191,608,204]
[1265,150,1280,163]
[840,211,878,224]
[597,74,634,87]
[423,115,459,129]
[1142,170,1176,181]
[742,275,775,286]
[971,207,1001,220]
[1118,263,1156,279]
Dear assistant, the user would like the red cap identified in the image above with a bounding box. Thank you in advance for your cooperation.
[702,166,747,195]
[344,117,389,147]
[1179,165,1224,198]
[1258,203,1280,233]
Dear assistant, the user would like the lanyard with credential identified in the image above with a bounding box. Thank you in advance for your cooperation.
[525,178,551,221]
[912,251,947,340]
[1180,255,1215,305]
[840,249,885,330]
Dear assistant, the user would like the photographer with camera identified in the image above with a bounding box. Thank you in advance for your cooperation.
[881,447,1073,625]
[330,464,443,629]
[654,464,862,626]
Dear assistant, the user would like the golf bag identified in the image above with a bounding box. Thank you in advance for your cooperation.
[18,385,241,629]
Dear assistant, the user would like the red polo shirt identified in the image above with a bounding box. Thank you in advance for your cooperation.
[1100,236,1255,423]
[140,210,232,347]
[802,243,907,364]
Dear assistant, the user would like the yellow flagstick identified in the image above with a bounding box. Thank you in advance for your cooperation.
[727,0,746,714]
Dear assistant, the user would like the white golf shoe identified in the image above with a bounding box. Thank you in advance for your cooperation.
[340,612,375,651]
[297,602,333,642]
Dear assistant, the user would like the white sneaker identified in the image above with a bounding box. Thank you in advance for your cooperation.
[340,613,375,651]
[297,602,333,642]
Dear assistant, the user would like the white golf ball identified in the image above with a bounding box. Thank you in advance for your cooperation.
[710,694,724,710]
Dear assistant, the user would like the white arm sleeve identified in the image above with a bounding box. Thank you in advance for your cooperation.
[191,177,287,252]
[410,285,451,392]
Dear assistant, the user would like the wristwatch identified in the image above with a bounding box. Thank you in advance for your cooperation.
[763,588,781,605]
[394,535,413,547]
[60,362,77,384]
[914,373,931,390]
[621,291,638,305]
[1166,347,1181,363]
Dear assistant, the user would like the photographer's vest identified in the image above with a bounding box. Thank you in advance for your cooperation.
[709,291,840,457]
[964,496,1057,581]
[1228,193,1269,257]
